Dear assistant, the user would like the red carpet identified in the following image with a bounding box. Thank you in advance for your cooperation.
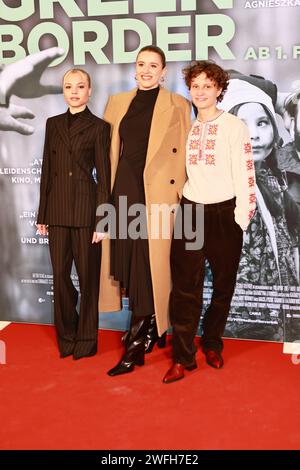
[0,323,299,450]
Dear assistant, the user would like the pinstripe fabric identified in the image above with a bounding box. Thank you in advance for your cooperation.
[49,226,101,357]
[37,108,110,357]
[37,107,110,228]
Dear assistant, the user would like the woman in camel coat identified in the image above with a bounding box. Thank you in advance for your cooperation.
[99,45,191,376]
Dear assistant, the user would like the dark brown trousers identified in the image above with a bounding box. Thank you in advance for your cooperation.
[170,196,243,366]
[49,226,101,356]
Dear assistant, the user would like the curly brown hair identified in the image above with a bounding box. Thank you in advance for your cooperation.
[182,61,229,102]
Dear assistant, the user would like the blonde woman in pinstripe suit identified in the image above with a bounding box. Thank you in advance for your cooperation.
[37,69,110,359]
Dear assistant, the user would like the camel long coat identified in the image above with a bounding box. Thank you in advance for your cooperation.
[99,87,191,335]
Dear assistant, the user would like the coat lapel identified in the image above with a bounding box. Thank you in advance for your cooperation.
[107,88,174,186]
[145,88,174,169]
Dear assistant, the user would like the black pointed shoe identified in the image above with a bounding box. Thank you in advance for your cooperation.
[107,353,145,376]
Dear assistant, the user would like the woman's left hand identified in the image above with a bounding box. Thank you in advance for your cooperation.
[92,232,106,243]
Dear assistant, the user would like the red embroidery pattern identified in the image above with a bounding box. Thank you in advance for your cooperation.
[244,142,252,154]
[187,122,219,166]
[245,140,255,223]
[189,139,199,150]
[205,154,215,165]
[249,193,256,204]
[192,125,201,136]
[206,139,216,150]
[246,160,254,171]
[208,124,218,135]
[188,154,198,165]
[248,209,256,220]
[248,176,255,187]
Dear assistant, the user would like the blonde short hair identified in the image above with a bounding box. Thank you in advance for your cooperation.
[63,68,91,88]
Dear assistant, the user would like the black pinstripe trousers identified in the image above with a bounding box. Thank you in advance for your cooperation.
[49,226,101,357]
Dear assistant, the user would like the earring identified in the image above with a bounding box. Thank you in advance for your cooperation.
[160,76,165,86]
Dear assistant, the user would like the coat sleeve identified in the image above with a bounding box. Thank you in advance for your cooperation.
[103,95,115,126]
[94,120,111,231]
[231,121,256,231]
[183,98,192,135]
[37,119,51,224]
[173,93,191,136]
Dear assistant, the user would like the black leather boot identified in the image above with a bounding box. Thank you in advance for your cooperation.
[107,315,151,376]
[144,314,167,354]
[121,330,129,346]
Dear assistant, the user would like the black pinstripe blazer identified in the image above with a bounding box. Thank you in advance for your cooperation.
[37,107,110,229]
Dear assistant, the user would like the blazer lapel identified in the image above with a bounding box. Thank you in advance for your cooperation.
[145,88,174,169]
[55,112,70,150]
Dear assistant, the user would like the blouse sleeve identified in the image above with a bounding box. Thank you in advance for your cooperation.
[230,120,256,231]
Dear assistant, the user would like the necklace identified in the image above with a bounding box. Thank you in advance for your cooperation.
[197,110,224,124]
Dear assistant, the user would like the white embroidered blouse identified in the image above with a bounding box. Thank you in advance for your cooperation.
[182,111,256,230]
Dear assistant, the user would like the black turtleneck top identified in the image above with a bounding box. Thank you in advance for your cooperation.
[67,106,88,128]
[118,87,159,191]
